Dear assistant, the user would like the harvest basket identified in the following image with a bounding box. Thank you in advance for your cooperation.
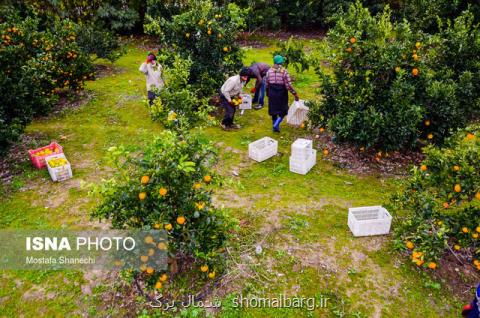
[348,206,392,237]
[28,142,63,169]
[286,100,309,126]
[45,153,73,182]
[291,138,313,160]
[289,149,316,175]
[248,137,278,162]
[239,93,252,110]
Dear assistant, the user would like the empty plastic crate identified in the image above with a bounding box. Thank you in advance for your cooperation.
[239,93,252,110]
[45,153,73,182]
[28,142,64,169]
[248,137,278,162]
[291,138,313,160]
[348,206,392,237]
[289,149,316,175]
[286,100,309,126]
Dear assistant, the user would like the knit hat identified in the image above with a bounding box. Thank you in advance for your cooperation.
[239,67,250,77]
[273,55,285,65]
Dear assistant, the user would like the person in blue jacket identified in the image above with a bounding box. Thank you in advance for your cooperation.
[462,283,480,317]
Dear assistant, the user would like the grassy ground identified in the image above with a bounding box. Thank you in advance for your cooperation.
[0,40,462,317]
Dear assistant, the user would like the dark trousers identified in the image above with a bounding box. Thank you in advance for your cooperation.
[148,91,158,106]
[220,94,236,126]
[252,77,266,105]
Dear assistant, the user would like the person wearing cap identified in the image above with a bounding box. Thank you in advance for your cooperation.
[265,55,299,132]
[219,67,250,130]
[245,62,270,110]
[139,53,164,105]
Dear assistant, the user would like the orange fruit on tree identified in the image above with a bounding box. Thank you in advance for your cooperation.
[473,233,479,239]
[140,255,148,262]
[453,165,460,172]
[454,245,461,251]
[395,66,401,73]
[474,260,480,266]
[208,271,216,279]
[193,182,202,190]
[157,242,167,250]
[454,184,461,193]
[300,123,305,129]
[153,223,161,229]
[350,37,356,44]
[140,264,147,271]
[159,274,168,282]
[148,248,155,256]
[424,120,430,126]
[319,127,325,133]
[164,223,172,231]
[415,259,424,266]
[462,227,469,233]
[415,41,421,49]
[420,165,427,171]
[412,68,419,76]
[155,282,162,289]
[223,47,229,52]
[476,192,480,200]
[428,262,437,270]
[144,236,154,244]
[443,202,450,209]
[177,216,186,225]
[141,175,150,184]
[185,33,190,38]
[412,53,419,61]
[406,241,414,250]
[139,192,147,200]
[200,265,209,272]
[345,47,352,53]
[204,175,212,183]
[476,226,480,233]
[146,267,154,274]
[466,133,475,140]
[323,149,329,156]
[427,133,433,140]
[159,188,168,196]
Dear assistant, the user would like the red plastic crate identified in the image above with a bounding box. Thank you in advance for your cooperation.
[28,142,64,169]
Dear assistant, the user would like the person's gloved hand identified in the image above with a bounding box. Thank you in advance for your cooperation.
[250,87,256,94]
[294,93,300,101]
[229,100,235,106]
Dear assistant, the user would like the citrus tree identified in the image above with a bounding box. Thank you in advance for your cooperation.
[91,130,236,289]
[392,125,480,271]
[145,0,246,96]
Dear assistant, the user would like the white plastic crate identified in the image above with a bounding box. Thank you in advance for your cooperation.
[289,149,316,175]
[291,138,313,160]
[286,100,309,126]
[239,93,252,110]
[348,206,392,237]
[248,137,278,162]
[45,153,73,182]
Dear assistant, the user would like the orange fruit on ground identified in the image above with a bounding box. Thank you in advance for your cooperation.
[350,37,356,44]
[406,241,414,250]
[164,223,172,231]
[140,255,148,262]
[141,175,150,184]
[139,192,147,200]
[146,267,154,274]
[462,227,469,233]
[319,127,325,133]
[420,165,427,171]
[412,68,419,76]
[176,216,186,225]
[155,282,162,289]
[323,149,329,156]
[454,245,461,251]
[204,175,212,183]
[300,123,305,129]
[159,188,168,196]
[466,133,475,140]
[159,274,168,282]
[208,271,216,279]
[200,265,209,272]
[454,184,461,193]
[427,133,433,140]
[428,262,437,270]
[424,120,430,126]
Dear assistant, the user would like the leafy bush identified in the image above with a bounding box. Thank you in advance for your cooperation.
[148,55,215,131]
[272,37,310,73]
[91,130,236,288]
[309,2,480,150]
[145,0,246,96]
[392,125,480,271]
[0,15,94,151]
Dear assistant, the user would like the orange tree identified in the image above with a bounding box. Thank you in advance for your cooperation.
[145,0,246,96]
[391,125,480,271]
[308,2,479,150]
[91,130,236,289]
[0,13,93,151]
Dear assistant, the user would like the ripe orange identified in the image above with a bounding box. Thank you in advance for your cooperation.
[473,233,479,239]
[159,188,168,196]
[139,192,147,200]
[424,120,430,126]
[319,127,325,133]
[476,192,480,200]
[412,53,419,61]
[155,282,162,289]
[200,265,209,272]
[453,165,460,172]
[454,245,461,251]
[157,242,167,250]
[415,42,421,49]
[177,216,186,225]
[323,149,329,156]
[223,47,229,52]
[164,223,172,231]
[195,202,205,210]
[415,259,424,266]
[395,66,401,73]
[427,133,433,140]
[300,123,305,129]
[193,182,202,190]
[144,236,154,244]
[148,248,155,256]
[345,47,352,53]
[146,267,154,274]
[208,271,216,279]
[141,175,150,184]
[204,175,212,183]
[412,251,423,259]
[159,274,168,282]
[412,68,419,76]
[350,37,356,44]
[428,262,437,270]
[454,184,461,193]
[207,29,212,35]
[462,227,469,233]
[443,202,450,209]
[476,226,480,233]
[153,223,161,229]
[466,133,475,140]
[406,241,414,250]
[474,260,480,266]
[420,165,427,171]
[140,255,148,262]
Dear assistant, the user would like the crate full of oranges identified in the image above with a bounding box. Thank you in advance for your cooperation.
[28,142,63,169]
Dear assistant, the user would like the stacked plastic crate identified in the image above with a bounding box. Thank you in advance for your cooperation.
[289,138,316,175]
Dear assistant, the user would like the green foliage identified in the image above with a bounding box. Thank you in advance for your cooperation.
[0,15,94,151]
[272,37,310,73]
[145,0,246,96]
[309,2,480,150]
[91,130,237,285]
[392,126,480,270]
[148,55,216,131]
[75,25,123,62]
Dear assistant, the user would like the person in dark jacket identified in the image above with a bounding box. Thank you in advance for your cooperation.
[462,283,480,318]
[265,55,299,133]
[245,62,270,110]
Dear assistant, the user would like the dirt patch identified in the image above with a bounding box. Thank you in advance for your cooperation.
[94,64,127,79]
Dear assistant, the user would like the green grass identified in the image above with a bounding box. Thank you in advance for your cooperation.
[0,40,462,317]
